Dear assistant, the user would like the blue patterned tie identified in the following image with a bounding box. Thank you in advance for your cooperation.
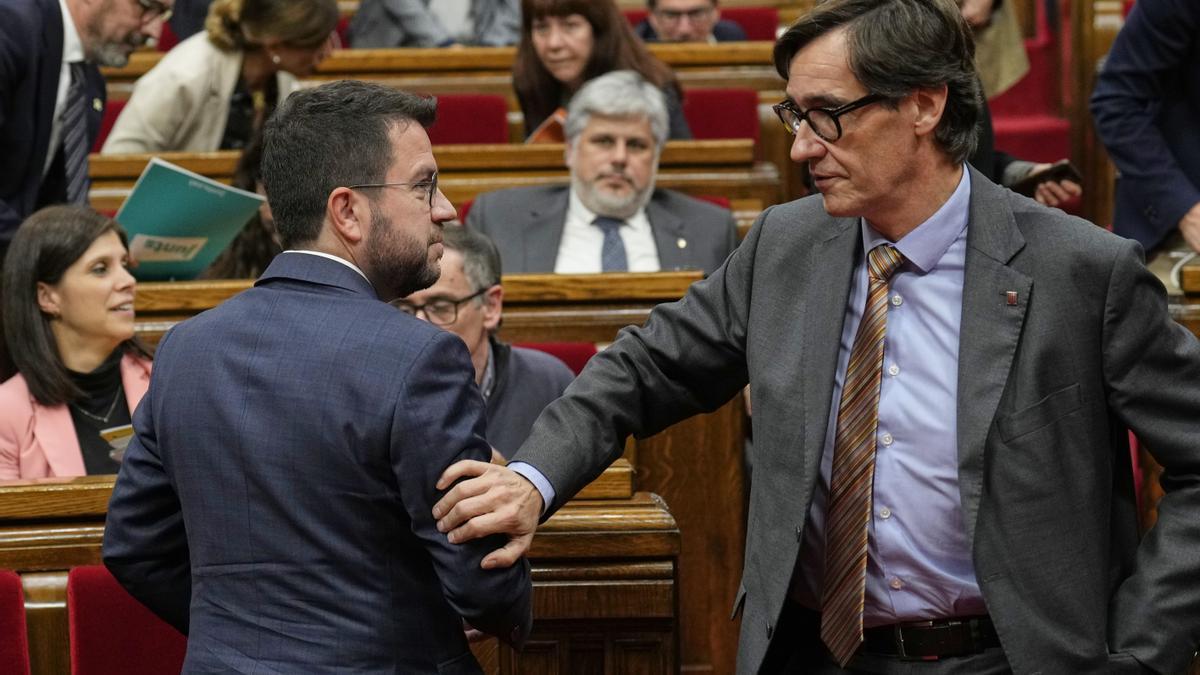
[593,216,628,272]
[63,62,91,205]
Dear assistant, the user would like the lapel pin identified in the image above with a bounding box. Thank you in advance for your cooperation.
[676,237,687,249]
[92,98,102,112]
[1006,291,1018,306]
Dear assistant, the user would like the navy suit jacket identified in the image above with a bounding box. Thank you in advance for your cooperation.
[103,252,532,674]
[1091,0,1200,251]
[0,0,105,247]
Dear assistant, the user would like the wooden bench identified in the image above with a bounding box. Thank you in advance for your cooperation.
[88,140,776,229]
[129,270,746,673]
[0,463,680,675]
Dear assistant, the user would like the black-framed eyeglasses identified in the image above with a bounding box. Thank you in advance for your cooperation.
[390,286,489,325]
[654,6,714,23]
[136,0,173,23]
[772,93,886,142]
[348,173,439,209]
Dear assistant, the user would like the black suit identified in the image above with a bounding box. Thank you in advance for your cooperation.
[0,0,105,250]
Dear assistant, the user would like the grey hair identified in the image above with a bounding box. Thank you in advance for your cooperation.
[773,0,981,164]
[564,70,670,148]
[441,225,501,294]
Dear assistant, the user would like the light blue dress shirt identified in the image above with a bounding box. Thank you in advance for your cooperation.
[790,167,987,626]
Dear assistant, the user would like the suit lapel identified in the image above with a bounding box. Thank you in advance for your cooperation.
[646,197,688,271]
[33,403,86,477]
[799,217,861,494]
[955,169,1031,546]
[525,188,570,273]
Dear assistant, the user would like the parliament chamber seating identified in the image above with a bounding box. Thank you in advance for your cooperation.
[426,94,510,145]
[67,566,186,675]
[684,88,761,144]
[0,568,31,675]
[514,342,598,375]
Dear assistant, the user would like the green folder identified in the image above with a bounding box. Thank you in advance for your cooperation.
[115,157,265,280]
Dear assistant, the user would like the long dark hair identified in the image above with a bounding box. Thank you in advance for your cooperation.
[1,206,151,406]
[202,133,282,278]
[514,0,681,135]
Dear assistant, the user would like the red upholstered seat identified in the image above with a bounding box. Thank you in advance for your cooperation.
[427,94,510,145]
[67,566,186,675]
[624,8,650,26]
[682,88,760,144]
[155,22,179,52]
[93,99,126,153]
[721,7,779,41]
[514,342,597,375]
[0,569,30,675]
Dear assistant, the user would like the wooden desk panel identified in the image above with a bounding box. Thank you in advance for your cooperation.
[0,466,679,675]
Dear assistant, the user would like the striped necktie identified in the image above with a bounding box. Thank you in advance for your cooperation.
[820,243,906,667]
[63,62,92,206]
[593,216,628,272]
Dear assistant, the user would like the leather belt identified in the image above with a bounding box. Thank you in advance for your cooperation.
[861,616,1000,660]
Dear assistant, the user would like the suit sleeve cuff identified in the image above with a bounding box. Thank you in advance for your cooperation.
[507,462,555,516]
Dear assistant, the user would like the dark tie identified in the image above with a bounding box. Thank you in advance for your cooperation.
[63,62,92,205]
[820,244,906,667]
[593,216,628,272]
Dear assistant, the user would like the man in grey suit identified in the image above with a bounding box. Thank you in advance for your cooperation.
[103,80,531,673]
[431,1,1200,673]
[467,70,737,276]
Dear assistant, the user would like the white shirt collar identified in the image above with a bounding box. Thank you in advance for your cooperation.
[58,0,86,64]
[282,250,372,284]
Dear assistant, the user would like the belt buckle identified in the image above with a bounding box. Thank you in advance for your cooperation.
[893,621,939,662]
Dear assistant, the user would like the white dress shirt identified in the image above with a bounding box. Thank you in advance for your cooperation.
[553,190,661,273]
[47,0,86,178]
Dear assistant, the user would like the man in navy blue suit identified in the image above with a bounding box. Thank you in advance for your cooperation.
[0,0,171,260]
[1092,0,1200,254]
[103,80,532,673]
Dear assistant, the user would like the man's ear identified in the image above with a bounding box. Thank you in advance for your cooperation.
[481,284,503,332]
[911,84,949,139]
[36,282,61,318]
[327,186,369,246]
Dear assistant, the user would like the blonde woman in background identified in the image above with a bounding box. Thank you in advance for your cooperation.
[101,0,338,154]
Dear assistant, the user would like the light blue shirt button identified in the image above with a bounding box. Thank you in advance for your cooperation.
[887,364,900,377]
[880,432,894,446]
[891,294,903,306]
[890,578,904,590]
[880,507,892,519]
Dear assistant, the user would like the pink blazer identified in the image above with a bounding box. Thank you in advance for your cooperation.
[0,353,151,481]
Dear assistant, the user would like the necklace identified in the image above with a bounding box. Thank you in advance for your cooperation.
[71,386,123,425]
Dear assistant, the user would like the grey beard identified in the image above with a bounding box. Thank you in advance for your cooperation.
[90,42,134,68]
[571,173,655,220]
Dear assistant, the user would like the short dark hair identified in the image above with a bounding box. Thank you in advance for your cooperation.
[442,225,501,293]
[261,80,437,248]
[1,206,149,405]
[773,0,981,163]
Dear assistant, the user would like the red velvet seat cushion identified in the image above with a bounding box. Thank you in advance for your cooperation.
[0,569,30,675]
[683,88,760,145]
[67,566,186,675]
[514,342,597,375]
[428,94,510,145]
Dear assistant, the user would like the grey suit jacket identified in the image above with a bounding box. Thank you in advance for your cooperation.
[510,168,1200,674]
[103,253,532,674]
[466,184,738,275]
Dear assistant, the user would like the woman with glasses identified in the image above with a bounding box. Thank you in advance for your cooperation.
[514,0,691,142]
[101,0,338,154]
[0,206,153,482]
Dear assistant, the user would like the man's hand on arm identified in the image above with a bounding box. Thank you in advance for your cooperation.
[1179,202,1200,253]
[433,460,543,569]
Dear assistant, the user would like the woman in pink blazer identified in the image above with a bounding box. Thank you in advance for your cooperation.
[0,206,152,481]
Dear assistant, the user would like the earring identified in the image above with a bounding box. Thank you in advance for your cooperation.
[271,53,281,65]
